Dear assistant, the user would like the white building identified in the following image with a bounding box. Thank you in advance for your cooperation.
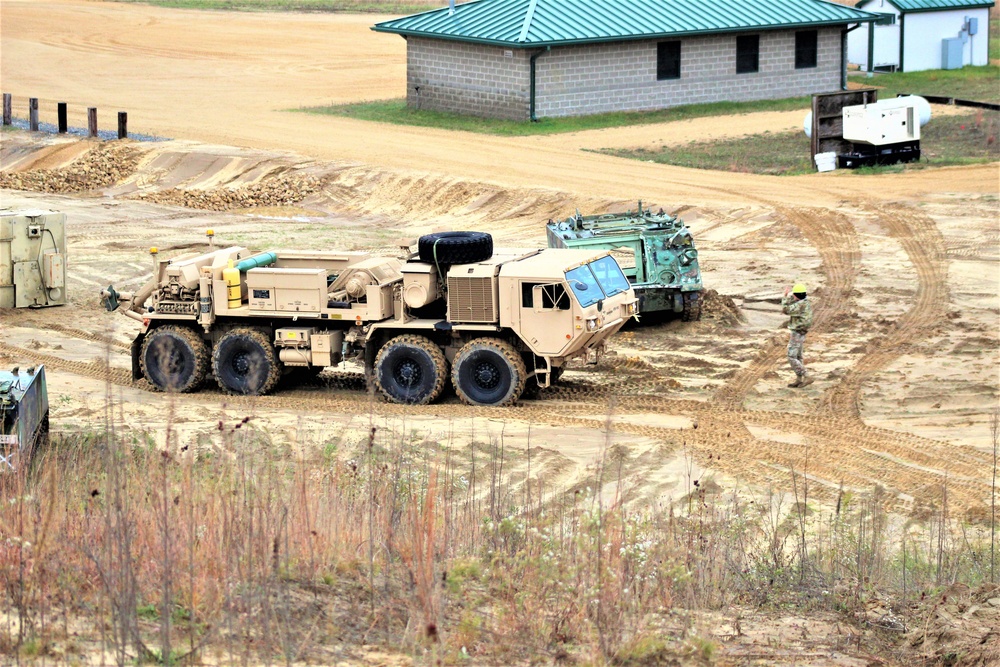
[847,0,993,72]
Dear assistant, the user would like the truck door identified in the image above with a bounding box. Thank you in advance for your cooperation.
[517,281,574,355]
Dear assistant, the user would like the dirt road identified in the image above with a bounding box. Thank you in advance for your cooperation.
[2,0,996,208]
[1,1,998,517]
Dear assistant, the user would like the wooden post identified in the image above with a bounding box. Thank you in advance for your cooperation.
[29,98,39,131]
[88,107,98,137]
[58,103,68,133]
[2,94,11,126]
[117,111,127,139]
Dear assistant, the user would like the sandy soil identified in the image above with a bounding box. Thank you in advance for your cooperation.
[1,3,999,664]
[0,0,996,507]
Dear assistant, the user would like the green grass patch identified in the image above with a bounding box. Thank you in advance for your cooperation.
[298,95,814,136]
[600,110,999,175]
[104,0,440,12]
[600,130,813,176]
[849,64,1000,104]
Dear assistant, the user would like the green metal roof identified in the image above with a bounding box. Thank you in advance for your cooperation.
[373,0,880,48]
[859,0,994,12]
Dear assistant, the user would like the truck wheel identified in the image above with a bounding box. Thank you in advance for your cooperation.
[213,327,281,396]
[418,231,492,264]
[140,325,210,393]
[374,335,447,405]
[682,292,702,322]
[452,338,526,407]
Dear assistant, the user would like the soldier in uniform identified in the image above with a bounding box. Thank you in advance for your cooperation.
[781,283,813,388]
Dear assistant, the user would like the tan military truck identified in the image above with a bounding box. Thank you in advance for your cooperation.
[102,232,637,406]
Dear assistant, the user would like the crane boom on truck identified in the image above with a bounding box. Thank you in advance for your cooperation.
[101,232,637,406]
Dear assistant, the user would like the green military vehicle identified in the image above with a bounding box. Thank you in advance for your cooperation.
[546,202,703,320]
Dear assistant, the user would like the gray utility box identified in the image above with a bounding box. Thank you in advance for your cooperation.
[941,38,964,70]
[0,210,68,309]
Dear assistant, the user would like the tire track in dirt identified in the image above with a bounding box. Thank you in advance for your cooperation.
[818,202,949,418]
[712,205,861,409]
[5,332,988,510]
[0,342,131,385]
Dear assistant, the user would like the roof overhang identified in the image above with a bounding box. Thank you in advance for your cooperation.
[372,0,881,48]
[372,19,880,49]
[858,0,994,13]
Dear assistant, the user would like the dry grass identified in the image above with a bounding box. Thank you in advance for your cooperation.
[0,397,996,665]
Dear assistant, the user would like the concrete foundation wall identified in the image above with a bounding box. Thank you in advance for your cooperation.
[405,28,845,120]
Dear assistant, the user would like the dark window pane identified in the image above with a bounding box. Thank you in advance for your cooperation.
[657,41,681,80]
[736,34,759,74]
[795,30,818,69]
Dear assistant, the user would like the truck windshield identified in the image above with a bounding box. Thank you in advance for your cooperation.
[588,256,631,297]
[565,256,631,307]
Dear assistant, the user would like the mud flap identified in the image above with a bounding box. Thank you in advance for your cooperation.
[131,333,146,381]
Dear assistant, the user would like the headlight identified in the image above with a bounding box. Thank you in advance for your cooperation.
[622,301,637,316]
[586,317,601,331]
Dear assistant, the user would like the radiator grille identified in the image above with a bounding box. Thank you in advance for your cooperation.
[448,277,495,322]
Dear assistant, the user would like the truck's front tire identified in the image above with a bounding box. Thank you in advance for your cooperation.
[452,338,526,407]
[374,335,447,405]
[140,325,210,393]
[213,327,281,396]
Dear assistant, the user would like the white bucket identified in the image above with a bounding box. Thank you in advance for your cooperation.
[814,151,837,173]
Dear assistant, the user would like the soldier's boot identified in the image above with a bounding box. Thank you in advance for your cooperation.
[788,375,803,388]
[798,374,815,388]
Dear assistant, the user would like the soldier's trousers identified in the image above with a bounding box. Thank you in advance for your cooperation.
[787,331,807,377]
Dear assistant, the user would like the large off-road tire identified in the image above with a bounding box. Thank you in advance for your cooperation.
[213,327,281,396]
[417,231,492,265]
[140,324,210,393]
[452,338,526,407]
[374,335,448,405]
[681,292,703,322]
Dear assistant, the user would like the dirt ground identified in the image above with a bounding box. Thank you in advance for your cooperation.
[2,1,999,664]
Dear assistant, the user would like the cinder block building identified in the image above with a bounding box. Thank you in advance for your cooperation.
[372,0,879,120]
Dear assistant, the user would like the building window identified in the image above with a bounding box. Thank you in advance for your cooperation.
[736,34,759,74]
[657,41,681,80]
[875,13,895,25]
[795,30,818,69]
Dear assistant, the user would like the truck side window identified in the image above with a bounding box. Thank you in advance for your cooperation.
[522,282,570,310]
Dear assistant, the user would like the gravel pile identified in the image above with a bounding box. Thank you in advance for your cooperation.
[0,143,142,193]
[131,176,322,211]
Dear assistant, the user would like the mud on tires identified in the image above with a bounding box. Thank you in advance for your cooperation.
[374,335,448,405]
[452,338,526,407]
[213,327,281,396]
[140,324,210,393]
[417,231,492,265]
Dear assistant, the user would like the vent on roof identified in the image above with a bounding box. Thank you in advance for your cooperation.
[448,276,496,322]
